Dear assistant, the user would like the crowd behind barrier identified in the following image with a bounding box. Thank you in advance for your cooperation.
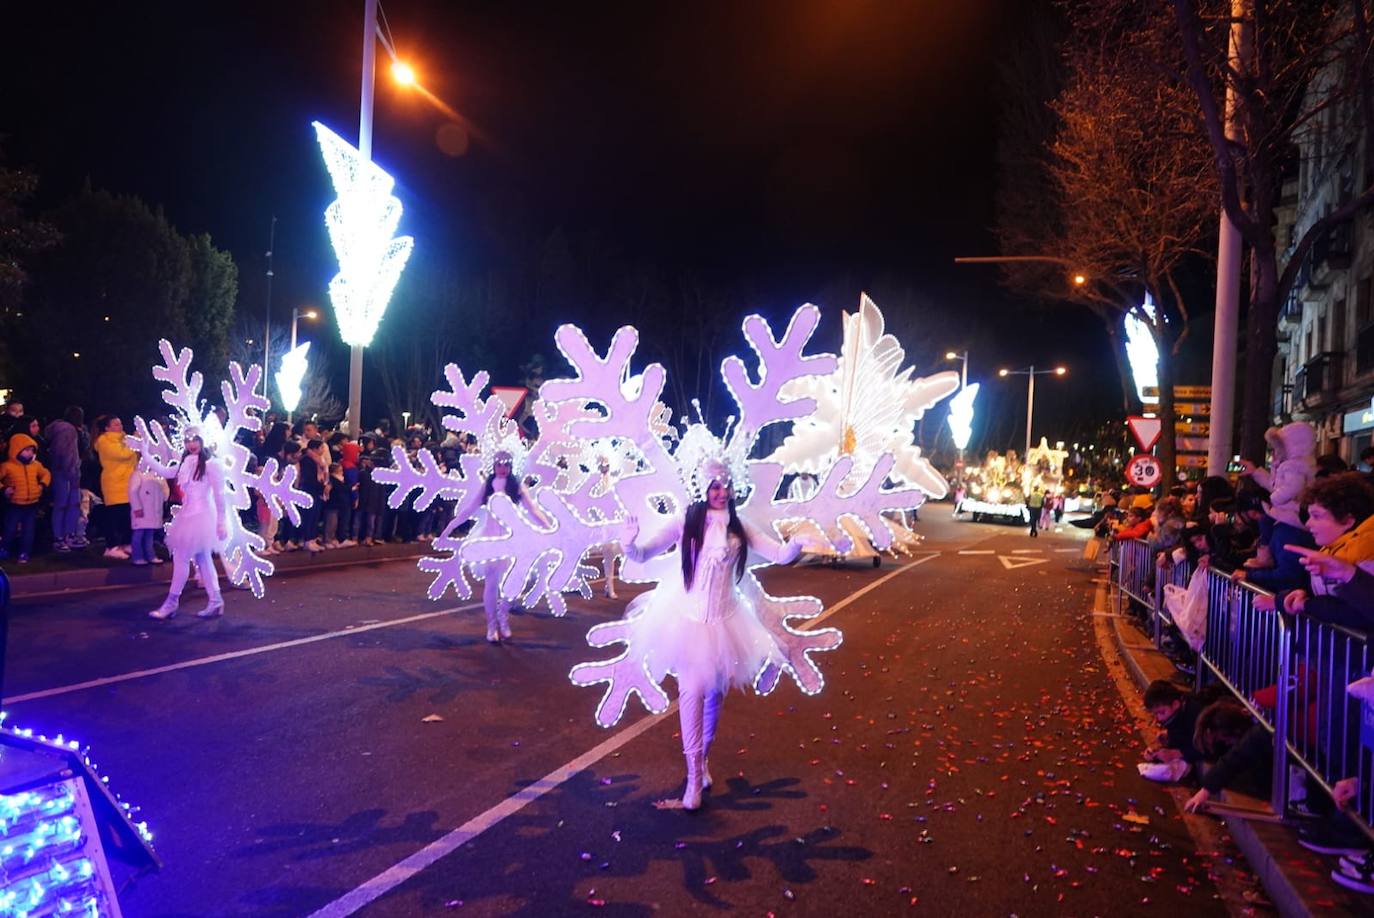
[1108,538,1374,839]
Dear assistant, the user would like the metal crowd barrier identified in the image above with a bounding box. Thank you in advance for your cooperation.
[1105,538,1374,835]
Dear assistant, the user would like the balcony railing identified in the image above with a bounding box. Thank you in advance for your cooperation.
[1296,351,1344,404]
[1358,325,1374,376]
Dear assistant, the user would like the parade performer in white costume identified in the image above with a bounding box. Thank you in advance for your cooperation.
[150,433,228,620]
[621,458,801,810]
[471,447,545,643]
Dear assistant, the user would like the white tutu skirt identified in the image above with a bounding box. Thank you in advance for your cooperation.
[165,506,221,556]
[626,579,776,694]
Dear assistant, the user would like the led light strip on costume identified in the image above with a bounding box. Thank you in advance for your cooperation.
[126,340,313,599]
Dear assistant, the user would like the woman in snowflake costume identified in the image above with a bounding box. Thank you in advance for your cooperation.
[473,447,544,643]
[150,432,229,620]
[621,457,800,810]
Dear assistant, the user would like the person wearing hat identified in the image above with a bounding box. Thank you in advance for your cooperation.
[616,457,802,811]
[149,431,228,620]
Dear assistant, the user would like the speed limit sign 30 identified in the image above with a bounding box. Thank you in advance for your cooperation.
[1126,453,1162,488]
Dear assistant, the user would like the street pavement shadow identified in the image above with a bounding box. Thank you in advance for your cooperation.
[230,806,444,861]
[356,663,492,704]
[378,767,871,913]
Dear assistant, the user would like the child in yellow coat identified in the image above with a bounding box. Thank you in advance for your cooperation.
[0,433,52,562]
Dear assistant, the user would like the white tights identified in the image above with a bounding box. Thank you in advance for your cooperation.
[678,677,723,760]
[483,574,510,634]
[168,550,221,603]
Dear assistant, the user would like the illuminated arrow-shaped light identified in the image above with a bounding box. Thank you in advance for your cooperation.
[276,341,311,413]
[947,382,979,451]
[312,121,415,347]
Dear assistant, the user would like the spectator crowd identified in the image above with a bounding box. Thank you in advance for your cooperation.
[0,398,480,566]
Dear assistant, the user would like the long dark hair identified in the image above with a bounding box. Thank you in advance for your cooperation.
[184,436,210,481]
[483,471,522,504]
[681,498,750,590]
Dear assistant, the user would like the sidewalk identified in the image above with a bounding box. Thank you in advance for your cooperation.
[1095,569,1374,917]
[7,540,431,597]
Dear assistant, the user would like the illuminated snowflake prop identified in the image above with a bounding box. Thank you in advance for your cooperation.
[313,121,415,348]
[377,304,929,726]
[766,294,960,554]
[126,340,313,597]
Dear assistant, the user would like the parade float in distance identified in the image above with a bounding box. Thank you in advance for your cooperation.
[958,437,1069,523]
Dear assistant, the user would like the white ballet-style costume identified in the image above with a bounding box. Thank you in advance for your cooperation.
[471,476,543,643]
[624,507,799,808]
[151,457,227,619]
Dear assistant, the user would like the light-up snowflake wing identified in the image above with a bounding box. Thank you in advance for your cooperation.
[128,340,313,598]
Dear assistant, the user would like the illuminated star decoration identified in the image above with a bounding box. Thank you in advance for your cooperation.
[947,382,979,451]
[126,340,313,598]
[312,121,415,348]
[275,341,310,414]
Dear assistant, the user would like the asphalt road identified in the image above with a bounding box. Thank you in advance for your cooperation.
[5,513,1249,916]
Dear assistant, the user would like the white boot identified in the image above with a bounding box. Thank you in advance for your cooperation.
[149,595,179,620]
[196,599,224,619]
[497,603,512,640]
[682,754,704,811]
[485,606,501,643]
[701,759,713,791]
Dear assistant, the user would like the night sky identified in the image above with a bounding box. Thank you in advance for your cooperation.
[2,0,1157,451]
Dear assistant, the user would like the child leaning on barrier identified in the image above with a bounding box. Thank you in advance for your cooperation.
[1183,700,1272,813]
[1138,681,1203,782]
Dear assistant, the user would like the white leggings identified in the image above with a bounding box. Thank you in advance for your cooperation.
[678,676,723,760]
[482,574,510,630]
[168,550,221,603]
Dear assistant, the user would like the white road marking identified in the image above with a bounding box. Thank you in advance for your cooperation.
[1011,549,1044,554]
[1054,548,1080,553]
[4,602,483,705]
[307,556,933,917]
[998,555,1050,571]
[957,550,995,555]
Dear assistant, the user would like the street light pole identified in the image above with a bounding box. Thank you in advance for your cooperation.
[346,0,379,437]
[999,365,1066,459]
[263,216,276,403]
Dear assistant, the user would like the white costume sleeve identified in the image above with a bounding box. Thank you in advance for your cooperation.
[741,518,801,565]
[209,461,228,530]
[624,513,685,563]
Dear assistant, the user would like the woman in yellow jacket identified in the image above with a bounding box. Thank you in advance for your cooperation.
[94,414,138,559]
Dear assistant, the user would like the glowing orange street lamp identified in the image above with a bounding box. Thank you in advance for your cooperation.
[391,61,416,86]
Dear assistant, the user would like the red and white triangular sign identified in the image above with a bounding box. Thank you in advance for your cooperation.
[1127,416,1162,452]
[489,386,528,420]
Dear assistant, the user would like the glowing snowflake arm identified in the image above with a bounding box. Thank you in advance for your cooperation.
[744,456,923,552]
[569,614,672,728]
[416,521,476,601]
[721,306,837,439]
[220,362,269,439]
[250,458,312,527]
[127,417,179,478]
[540,325,667,441]
[433,365,505,439]
[750,582,842,696]
[374,447,481,513]
[460,491,616,612]
[151,339,205,417]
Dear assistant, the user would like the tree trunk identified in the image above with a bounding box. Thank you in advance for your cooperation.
[1240,245,1280,461]
[1154,327,1178,487]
